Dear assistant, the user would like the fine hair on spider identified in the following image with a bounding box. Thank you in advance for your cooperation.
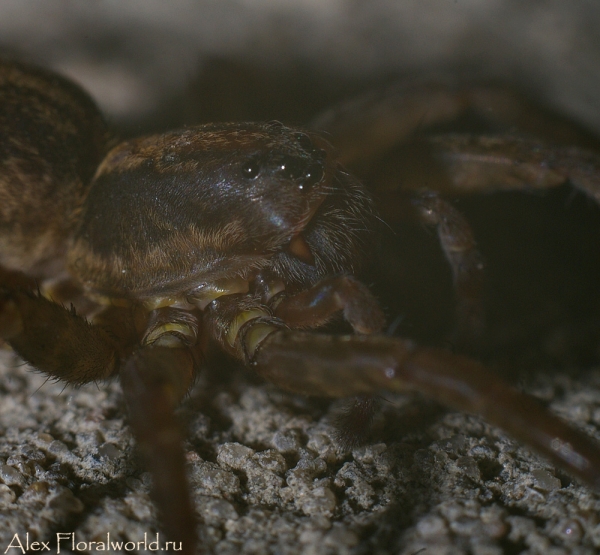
[1,60,600,555]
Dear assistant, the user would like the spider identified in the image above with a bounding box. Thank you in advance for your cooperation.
[1,60,600,554]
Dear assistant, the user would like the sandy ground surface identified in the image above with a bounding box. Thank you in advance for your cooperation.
[1,2,600,554]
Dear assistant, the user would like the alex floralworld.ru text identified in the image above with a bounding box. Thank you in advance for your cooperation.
[3,532,183,553]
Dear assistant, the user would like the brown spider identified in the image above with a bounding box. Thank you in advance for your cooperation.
[1,60,600,554]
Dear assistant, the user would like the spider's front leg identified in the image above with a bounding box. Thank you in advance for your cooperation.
[212,275,600,491]
[0,289,119,384]
[0,291,200,554]
[99,305,202,555]
[119,343,199,555]
[255,331,600,489]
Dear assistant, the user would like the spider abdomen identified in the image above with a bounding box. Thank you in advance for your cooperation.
[0,61,111,277]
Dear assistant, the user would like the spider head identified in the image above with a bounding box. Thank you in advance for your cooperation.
[68,122,377,299]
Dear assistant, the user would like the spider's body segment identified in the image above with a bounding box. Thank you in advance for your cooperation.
[1,60,600,554]
[0,61,110,278]
[69,122,375,303]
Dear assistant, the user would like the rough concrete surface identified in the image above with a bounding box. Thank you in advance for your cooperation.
[1,1,600,554]
[0,351,599,554]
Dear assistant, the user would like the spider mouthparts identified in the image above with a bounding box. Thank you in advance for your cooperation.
[287,233,316,266]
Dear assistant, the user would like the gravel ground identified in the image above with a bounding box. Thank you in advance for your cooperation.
[0,351,599,555]
[1,2,600,554]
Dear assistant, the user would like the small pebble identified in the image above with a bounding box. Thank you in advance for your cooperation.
[0,464,25,487]
[531,469,561,491]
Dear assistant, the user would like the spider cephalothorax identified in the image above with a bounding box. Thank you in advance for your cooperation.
[68,122,377,303]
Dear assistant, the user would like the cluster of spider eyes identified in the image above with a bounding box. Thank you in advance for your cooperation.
[240,131,326,190]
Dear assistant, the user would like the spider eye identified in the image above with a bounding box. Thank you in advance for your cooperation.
[278,157,305,180]
[294,132,314,152]
[241,158,261,179]
[300,163,324,190]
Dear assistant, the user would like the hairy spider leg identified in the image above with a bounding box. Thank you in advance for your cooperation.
[313,78,600,203]
[118,305,201,555]
[314,83,600,354]
[212,275,600,491]
[120,344,199,555]
[311,82,600,172]
[412,191,485,347]
[275,275,387,447]
[253,331,600,490]
[273,274,386,333]
[418,135,600,201]
[0,290,119,384]
[205,275,387,448]
[0,291,201,554]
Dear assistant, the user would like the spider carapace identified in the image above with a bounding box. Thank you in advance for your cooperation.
[1,60,600,554]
